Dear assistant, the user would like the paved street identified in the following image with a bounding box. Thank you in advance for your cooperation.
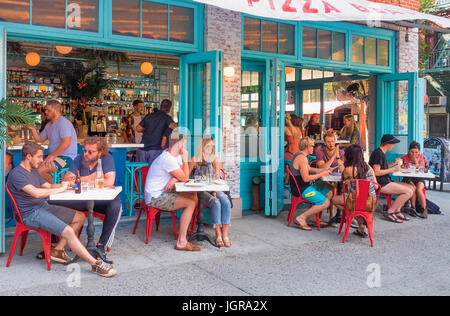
[0,189,449,296]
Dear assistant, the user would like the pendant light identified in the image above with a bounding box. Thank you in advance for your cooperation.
[55,45,73,55]
[140,62,154,75]
[25,52,40,67]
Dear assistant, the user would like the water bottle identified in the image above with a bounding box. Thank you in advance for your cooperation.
[207,162,214,184]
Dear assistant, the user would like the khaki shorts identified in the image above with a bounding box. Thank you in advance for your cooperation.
[147,192,178,211]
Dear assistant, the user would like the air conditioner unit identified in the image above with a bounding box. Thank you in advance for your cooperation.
[429,96,447,106]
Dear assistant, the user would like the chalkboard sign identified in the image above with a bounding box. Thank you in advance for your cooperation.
[424,137,450,191]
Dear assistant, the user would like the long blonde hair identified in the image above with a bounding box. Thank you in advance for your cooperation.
[194,136,216,165]
[340,114,358,138]
[286,114,302,139]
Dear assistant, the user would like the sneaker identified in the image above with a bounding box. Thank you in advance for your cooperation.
[92,260,117,278]
[51,248,72,264]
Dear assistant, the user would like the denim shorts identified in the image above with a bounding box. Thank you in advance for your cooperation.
[22,203,77,236]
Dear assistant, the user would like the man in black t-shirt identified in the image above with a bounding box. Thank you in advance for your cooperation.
[369,135,414,224]
[135,99,178,164]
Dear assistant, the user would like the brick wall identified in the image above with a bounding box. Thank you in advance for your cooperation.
[205,6,242,200]
[369,0,420,11]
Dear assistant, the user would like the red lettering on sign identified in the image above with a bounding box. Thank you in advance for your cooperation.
[372,8,387,14]
[349,3,370,13]
[303,0,318,13]
[384,9,403,15]
[268,0,275,10]
[283,0,297,13]
[247,0,260,7]
[323,1,341,13]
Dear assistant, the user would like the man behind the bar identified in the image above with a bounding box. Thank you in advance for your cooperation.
[136,99,178,165]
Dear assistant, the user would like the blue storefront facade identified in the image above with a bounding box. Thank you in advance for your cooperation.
[0,0,425,253]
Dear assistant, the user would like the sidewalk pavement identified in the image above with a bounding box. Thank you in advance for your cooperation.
[0,189,449,296]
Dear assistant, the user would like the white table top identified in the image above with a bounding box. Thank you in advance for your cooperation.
[322,175,342,182]
[393,171,436,179]
[175,182,230,192]
[49,186,122,201]
[8,144,48,150]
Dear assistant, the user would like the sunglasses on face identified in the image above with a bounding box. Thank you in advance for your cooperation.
[83,149,98,155]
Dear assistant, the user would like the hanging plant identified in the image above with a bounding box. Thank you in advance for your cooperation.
[60,61,111,102]
[0,99,37,148]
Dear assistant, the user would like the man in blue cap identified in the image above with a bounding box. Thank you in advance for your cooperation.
[369,134,415,223]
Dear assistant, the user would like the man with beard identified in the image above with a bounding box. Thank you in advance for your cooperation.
[7,141,116,277]
[49,137,122,261]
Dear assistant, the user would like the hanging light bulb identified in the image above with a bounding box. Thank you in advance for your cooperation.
[285,67,295,75]
[55,45,73,55]
[140,62,153,75]
[25,52,40,67]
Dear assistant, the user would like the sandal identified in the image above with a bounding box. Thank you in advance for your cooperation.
[395,211,410,221]
[353,230,368,238]
[223,237,232,248]
[294,219,312,231]
[215,236,225,247]
[383,211,403,223]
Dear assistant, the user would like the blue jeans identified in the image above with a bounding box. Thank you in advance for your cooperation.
[199,191,231,225]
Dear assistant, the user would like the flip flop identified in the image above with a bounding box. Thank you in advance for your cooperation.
[174,242,201,251]
[353,230,368,238]
[293,219,312,231]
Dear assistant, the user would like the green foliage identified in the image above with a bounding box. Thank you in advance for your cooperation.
[0,99,37,148]
[60,62,111,102]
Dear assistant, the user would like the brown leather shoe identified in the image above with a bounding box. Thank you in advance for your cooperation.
[50,248,72,264]
[174,242,201,251]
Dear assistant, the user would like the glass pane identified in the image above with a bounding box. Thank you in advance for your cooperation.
[169,5,194,43]
[378,39,389,66]
[243,17,260,51]
[312,70,323,79]
[302,69,312,80]
[112,0,140,37]
[366,37,377,65]
[352,35,364,64]
[142,1,168,40]
[0,0,29,24]
[32,0,65,28]
[285,67,296,82]
[318,29,332,60]
[261,20,278,53]
[286,88,296,113]
[242,71,251,87]
[333,32,346,61]
[394,80,409,135]
[251,72,259,86]
[67,0,99,32]
[279,23,295,55]
[303,27,317,58]
[303,89,321,132]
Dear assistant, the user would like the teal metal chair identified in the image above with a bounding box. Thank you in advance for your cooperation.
[124,161,149,216]
[52,167,69,184]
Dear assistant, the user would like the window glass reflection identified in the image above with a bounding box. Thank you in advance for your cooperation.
[352,35,364,64]
[366,37,377,65]
[261,20,278,53]
[318,30,332,60]
[333,32,346,61]
[279,23,294,55]
[32,0,65,28]
[244,17,261,51]
[112,0,140,37]
[303,27,317,58]
[67,0,99,32]
[378,39,389,66]
[0,0,29,24]
[169,5,194,43]
[142,1,168,40]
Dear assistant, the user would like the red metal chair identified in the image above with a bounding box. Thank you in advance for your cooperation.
[338,179,381,247]
[285,165,328,231]
[132,165,178,244]
[5,184,52,271]
[190,169,227,236]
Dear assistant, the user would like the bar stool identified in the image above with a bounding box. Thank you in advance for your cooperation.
[52,167,69,184]
[124,161,149,216]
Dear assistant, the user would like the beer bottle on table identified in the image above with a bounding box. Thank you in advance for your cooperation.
[96,159,104,189]
[75,171,81,194]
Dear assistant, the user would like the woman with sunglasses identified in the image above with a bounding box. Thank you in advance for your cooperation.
[189,137,232,247]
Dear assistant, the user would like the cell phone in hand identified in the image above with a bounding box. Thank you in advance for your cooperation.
[329,165,339,172]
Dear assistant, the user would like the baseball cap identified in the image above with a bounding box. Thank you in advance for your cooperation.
[381,134,400,145]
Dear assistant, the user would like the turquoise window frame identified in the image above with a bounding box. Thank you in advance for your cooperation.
[242,16,396,75]
[0,0,203,55]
